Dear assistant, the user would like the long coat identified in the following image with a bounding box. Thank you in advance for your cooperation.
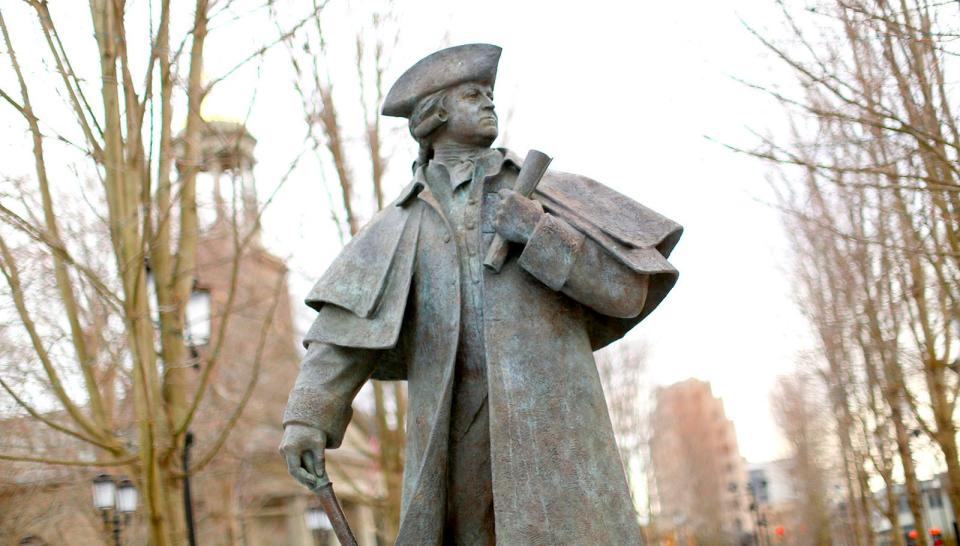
[283,150,682,545]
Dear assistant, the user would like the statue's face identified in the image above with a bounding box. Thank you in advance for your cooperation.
[437,82,498,147]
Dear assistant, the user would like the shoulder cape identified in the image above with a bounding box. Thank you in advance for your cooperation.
[303,153,682,378]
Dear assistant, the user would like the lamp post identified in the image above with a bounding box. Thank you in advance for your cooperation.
[305,504,333,545]
[92,474,138,546]
[181,282,206,546]
[182,431,197,546]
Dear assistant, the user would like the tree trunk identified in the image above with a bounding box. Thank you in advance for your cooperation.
[881,466,905,546]
[857,457,877,546]
[931,379,960,526]
[891,398,927,545]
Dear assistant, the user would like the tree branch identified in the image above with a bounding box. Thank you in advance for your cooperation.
[0,452,136,467]
[0,8,110,431]
[0,233,109,443]
[0,376,122,453]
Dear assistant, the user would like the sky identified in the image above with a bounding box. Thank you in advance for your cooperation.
[248,0,812,464]
[0,0,816,464]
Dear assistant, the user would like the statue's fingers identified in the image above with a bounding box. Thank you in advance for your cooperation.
[296,468,318,487]
[305,449,329,483]
[283,450,301,476]
[284,451,316,487]
[302,450,317,476]
[314,448,328,481]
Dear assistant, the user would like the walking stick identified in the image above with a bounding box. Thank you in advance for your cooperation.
[313,480,359,546]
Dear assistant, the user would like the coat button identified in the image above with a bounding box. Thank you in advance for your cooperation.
[444,234,451,243]
[466,220,476,230]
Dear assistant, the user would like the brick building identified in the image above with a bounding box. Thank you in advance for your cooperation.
[649,378,752,545]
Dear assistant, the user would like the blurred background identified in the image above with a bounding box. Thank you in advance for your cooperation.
[0,0,957,544]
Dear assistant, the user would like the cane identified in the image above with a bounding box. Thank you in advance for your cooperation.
[312,479,359,546]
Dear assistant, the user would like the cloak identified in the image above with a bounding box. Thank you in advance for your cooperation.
[292,150,681,545]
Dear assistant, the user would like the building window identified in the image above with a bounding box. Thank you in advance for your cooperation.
[898,495,909,513]
[928,489,944,508]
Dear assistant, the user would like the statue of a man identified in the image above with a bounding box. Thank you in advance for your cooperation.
[280,43,682,545]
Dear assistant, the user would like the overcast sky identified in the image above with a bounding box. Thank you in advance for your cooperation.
[1,0,815,464]
[252,0,811,464]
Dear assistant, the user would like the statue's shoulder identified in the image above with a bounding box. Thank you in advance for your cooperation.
[301,194,422,357]
[304,193,421,316]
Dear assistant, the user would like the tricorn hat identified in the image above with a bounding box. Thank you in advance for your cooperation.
[382,43,502,118]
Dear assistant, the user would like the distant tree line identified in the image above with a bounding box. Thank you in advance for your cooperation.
[740,1,960,545]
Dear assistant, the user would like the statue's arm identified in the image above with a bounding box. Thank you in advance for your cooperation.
[517,213,650,319]
[282,341,378,449]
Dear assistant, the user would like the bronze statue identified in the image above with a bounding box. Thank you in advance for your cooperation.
[279,43,682,545]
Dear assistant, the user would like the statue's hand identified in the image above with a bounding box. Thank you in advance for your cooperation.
[279,424,328,489]
[494,189,544,244]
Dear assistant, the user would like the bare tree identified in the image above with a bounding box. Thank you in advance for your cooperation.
[771,371,833,546]
[733,0,960,534]
[595,340,649,471]
[595,339,653,527]
[0,2,327,544]
[273,0,409,541]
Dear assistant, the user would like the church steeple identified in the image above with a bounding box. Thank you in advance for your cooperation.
[175,120,259,241]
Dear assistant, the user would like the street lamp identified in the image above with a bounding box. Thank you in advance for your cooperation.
[91,474,138,546]
[305,504,333,545]
[143,260,211,352]
[92,473,116,511]
[116,479,139,514]
[185,287,211,348]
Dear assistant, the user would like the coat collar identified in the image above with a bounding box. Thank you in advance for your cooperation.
[395,147,522,208]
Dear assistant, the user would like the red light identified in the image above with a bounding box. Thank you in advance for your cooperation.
[908,530,919,539]
[774,526,785,536]
[930,527,942,536]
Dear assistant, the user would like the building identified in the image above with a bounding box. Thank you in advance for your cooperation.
[0,121,384,545]
[649,378,752,545]
[872,475,957,546]
[748,459,801,544]
[182,121,384,546]
[748,459,796,507]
